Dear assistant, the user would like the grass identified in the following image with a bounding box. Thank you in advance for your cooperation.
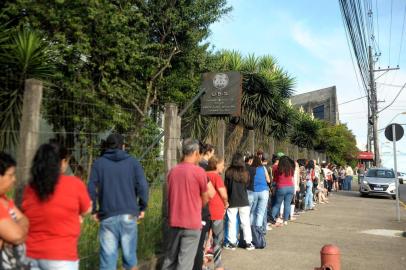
[78,184,164,270]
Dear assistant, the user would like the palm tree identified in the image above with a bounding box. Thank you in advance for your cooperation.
[0,26,54,151]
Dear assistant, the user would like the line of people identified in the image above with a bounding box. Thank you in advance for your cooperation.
[162,141,344,270]
[0,133,149,270]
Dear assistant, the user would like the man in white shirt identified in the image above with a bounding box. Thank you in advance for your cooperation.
[345,165,354,191]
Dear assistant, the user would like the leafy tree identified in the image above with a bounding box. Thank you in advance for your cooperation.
[1,0,230,160]
[315,123,359,165]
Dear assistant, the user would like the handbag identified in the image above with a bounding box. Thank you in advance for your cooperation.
[0,243,30,270]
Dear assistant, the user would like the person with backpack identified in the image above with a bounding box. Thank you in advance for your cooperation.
[224,153,254,251]
[304,160,316,211]
[270,156,295,225]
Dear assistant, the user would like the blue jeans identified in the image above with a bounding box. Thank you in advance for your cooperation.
[248,190,269,227]
[28,258,78,270]
[271,186,295,221]
[345,176,353,191]
[99,214,138,270]
[305,181,313,209]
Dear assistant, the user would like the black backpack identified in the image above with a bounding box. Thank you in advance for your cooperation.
[251,225,266,249]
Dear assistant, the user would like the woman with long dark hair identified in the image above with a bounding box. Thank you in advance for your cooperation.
[224,153,254,251]
[22,143,91,270]
[270,156,295,225]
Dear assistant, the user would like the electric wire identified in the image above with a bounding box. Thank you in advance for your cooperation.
[339,95,368,105]
[341,2,368,107]
[397,2,406,66]
[378,82,406,113]
[389,0,393,66]
[339,0,371,101]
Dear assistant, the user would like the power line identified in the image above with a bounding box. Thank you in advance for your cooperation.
[378,82,406,113]
[376,82,405,88]
[398,2,406,66]
[338,95,368,105]
[375,0,381,66]
[389,0,393,65]
[341,3,368,106]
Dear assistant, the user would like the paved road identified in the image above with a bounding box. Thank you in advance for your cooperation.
[221,191,406,270]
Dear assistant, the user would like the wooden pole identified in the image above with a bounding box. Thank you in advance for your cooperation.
[217,119,226,158]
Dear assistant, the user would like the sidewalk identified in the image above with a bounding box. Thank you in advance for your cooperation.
[222,191,406,270]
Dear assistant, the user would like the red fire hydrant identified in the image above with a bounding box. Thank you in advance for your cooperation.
[315,244,341,270]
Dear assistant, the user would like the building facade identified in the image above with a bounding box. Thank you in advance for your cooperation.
[290,86,339,125]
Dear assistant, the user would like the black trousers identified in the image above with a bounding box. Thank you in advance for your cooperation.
[192,216,211,270]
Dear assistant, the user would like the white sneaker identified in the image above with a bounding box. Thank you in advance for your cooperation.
[246,242,255,250]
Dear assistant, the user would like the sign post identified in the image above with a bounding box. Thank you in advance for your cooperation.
[384,123,404,222]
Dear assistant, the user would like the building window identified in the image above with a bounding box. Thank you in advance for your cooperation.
[312,105,324,120]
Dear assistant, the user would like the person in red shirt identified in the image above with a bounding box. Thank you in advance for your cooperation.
[162,139,209,270]
[270,156,295,225]
[0,152,30,268]
[207,156,228,270]
[22,143,91,270]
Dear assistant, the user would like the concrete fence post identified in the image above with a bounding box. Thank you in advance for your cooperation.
[269,137,275,156]
[163,103,180,239]
[293,145,299,161]
[15,79,43,207]
[285,142,290,156]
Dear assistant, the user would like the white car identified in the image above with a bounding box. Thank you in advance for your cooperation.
[360,168,397,199]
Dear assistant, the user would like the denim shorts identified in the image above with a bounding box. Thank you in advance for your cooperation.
[99,214,138,270]
[28,258,79,270]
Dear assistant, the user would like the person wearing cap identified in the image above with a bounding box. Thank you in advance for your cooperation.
[88,133,149,270]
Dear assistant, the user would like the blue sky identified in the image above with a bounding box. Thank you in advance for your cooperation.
[208,0,406,172]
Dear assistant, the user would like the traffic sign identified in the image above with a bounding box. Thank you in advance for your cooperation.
[384,123,404,142]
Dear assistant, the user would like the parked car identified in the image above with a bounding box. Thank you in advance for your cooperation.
[360,168,397,199]
[397,172,406,184]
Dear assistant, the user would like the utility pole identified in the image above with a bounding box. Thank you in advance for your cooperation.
[368,45,400,167]
[367,102,371,152]
[369,46,380,167]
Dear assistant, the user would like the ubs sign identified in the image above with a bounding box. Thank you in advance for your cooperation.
[200,71,242,116]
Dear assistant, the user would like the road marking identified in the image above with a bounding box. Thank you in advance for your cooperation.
[360,229,404,238]
[400,200,406,209]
